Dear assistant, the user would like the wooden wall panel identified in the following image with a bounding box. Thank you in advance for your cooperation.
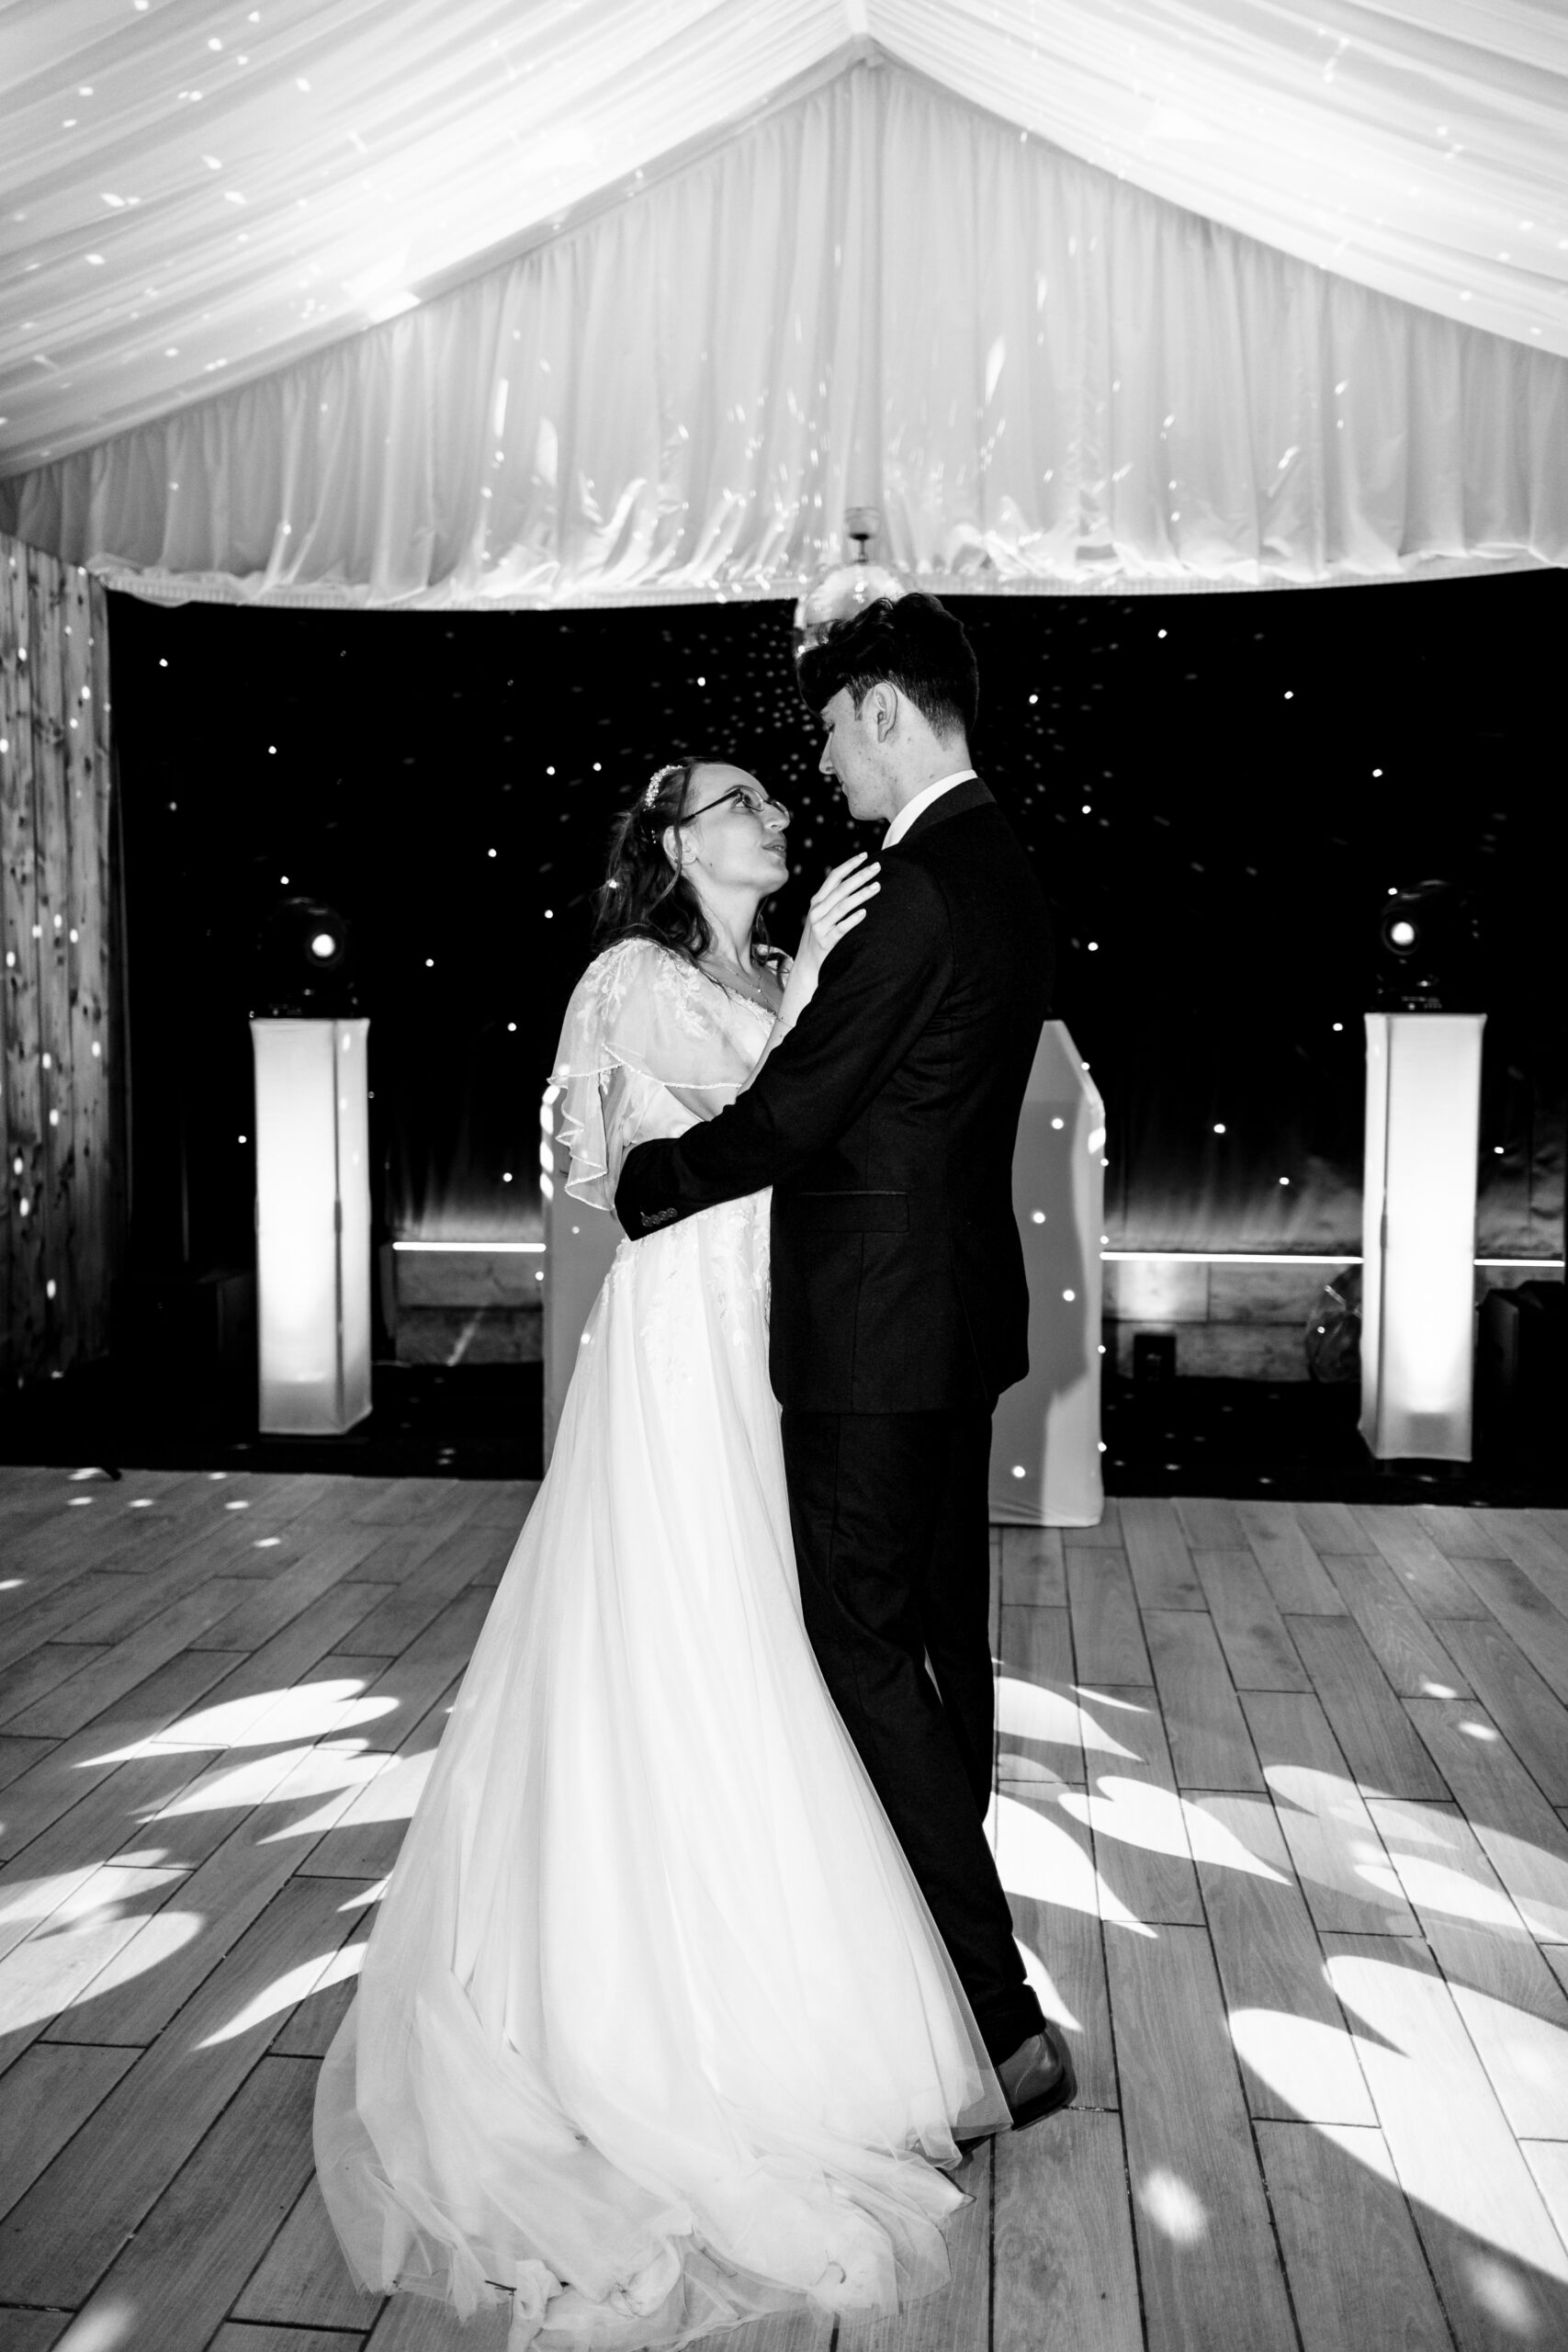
[0,532,119,1385]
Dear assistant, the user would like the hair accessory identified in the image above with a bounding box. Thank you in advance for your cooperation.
[641,763,682,812]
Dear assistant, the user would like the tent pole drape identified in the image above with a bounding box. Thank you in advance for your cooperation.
[0,533,122,1383]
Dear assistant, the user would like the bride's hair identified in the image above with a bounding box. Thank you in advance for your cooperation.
[591,755,781,968]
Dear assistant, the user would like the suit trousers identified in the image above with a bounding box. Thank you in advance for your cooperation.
[780,1405,1045,2065]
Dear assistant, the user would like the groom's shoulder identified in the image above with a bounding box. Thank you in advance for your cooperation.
[899,780,1025,869]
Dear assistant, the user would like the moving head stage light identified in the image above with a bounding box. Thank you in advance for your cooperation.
[253,895,359,1019]
[1373,877,1480,1012]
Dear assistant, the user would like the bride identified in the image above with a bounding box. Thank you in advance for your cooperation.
[313,754,1009,2349]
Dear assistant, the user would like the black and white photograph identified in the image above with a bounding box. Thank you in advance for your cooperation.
[0,5,1565,2349]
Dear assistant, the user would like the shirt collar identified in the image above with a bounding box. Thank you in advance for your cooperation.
[882,768,977,849]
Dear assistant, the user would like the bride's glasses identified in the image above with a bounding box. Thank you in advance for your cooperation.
[678,784,790,825]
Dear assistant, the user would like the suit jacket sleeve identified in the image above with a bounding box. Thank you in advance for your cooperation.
[615,857,952,1234]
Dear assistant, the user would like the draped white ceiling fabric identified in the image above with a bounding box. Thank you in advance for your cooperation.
[1,2,1564,604]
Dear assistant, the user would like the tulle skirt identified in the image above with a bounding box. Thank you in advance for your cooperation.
[313,1193,1007,2346]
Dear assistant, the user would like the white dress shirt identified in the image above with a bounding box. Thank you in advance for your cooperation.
[882,767,977,849]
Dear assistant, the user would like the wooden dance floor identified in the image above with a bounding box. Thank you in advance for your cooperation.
[1,1471,1566,2351]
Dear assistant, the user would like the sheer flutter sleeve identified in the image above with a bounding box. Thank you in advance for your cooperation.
[549,938,761,1211]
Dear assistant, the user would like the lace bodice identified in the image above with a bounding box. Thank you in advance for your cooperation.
[550,937,778,1211]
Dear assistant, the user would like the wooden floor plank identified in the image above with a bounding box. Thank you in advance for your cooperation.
[995,1605,1082,1785]
[1404,1700,1568,1942]
[1366,1796,1568,2138]
[1484,1510,1568,1617]
[188,1525,391,1653]
[293,1672,463,1883]
[58,2053,321,2352]
[1522,2142,1568,2267]
[0,2307,76,2350]
[998,1525,1066,1609]
[1172,1496,1246,1550]
[1294,1500,1369,1555]
[1429,1613,1568,1804]
[164,1580,399,1736]
[1066,1685,1203,1928]
[272,1962,359,2062]
[341,1529,498,1657]
[0,1645,246,1865]
[1317,1551,1473,1699]
[233,2176,384,2332]
[0,1875,359,2304]
[1118,1498,1203,1611]
[45,1745,372,2045]
[1414,1504,1510,1560]
[0,1568,152,1677]
[0,2041,139,2222]
[1056,1499,1122,1548]
[1256,2120,1455,2352]
[1322,1931,1568,2352]
[5,1580,257,1739]
[995,1789,1118,2110]
[1240,1690,1418,1936]
[992,2108,1141,2352]
[1144,1611,1264,1791]
[1190,1548,1308,1690]
[1237,1500,1346,1613]
[1189,1792,1375,2124]
[1065,1545,1149,1686]
[1107,1921,1297,2352]
[212,2324,369,2352]
[1431,1550,1568,1707]
[1287,1616,1450,1800]
[0,1641,111,1729]
[364,2288,513,2346]
[349,1477,475,1527]
[1350,1504,1492,1618]
[0,1736,55,1797]
[0,1861,198,2077]
[464,1478,539,1531]
[337,1494,491,1589]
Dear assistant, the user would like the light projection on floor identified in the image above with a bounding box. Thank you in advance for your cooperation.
[989,1657,1568,2329]
[196,1939,366,2048]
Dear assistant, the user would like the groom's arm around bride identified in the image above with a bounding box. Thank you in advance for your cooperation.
[616,594,1074,2121]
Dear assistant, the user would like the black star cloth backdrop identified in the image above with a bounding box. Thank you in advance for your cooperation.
[107,573,1563,1289]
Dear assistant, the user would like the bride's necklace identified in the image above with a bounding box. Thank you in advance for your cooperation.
[699,952,775,1012]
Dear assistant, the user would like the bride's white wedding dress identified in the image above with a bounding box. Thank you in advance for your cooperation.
[313,937,1007,2348]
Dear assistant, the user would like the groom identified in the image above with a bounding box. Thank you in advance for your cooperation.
[615,593,1072,2129]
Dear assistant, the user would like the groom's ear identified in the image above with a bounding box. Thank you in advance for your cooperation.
[868,682,897,740]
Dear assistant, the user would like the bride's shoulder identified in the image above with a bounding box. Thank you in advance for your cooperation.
[579,934,683,990]
[573,935,702,1021]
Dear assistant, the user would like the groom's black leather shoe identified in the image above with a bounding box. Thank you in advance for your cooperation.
[997,2021,1077,2132]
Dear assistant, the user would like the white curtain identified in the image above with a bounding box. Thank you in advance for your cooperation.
[3,53,1564,605]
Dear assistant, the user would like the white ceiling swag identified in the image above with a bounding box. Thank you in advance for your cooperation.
[1,5,1562,605]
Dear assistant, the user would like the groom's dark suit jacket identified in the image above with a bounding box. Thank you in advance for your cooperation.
[615,775,1053,1413]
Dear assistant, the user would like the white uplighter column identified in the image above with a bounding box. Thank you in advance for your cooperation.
[251,1018,372,1435]
[1360,1012,1485,1462]
[989,1022,1105,1527]
[540,1083,622,1464]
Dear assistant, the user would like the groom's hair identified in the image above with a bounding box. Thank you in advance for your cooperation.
[796,593,978,740]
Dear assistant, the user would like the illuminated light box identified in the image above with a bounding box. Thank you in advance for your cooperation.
[251,1018,372,1435]
[1360,1012,1485,1463]
[540,1084,623,1464]
[989,1022,1105,1527]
